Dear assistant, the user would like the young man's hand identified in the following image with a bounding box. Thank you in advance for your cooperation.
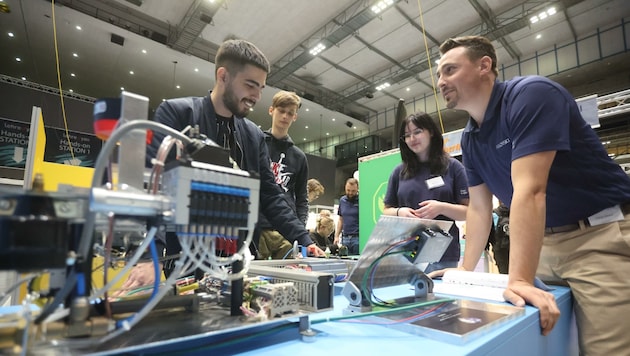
[307,244,326,257]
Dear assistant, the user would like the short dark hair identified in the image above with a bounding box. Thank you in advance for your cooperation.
[345,177,358,187]
[215,39,270,78]
[439,35,498,77]
[398,112,449,178]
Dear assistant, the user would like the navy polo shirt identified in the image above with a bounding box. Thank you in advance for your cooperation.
[462,76,630,227]
[338,195,359,236]
[384,157,469,261]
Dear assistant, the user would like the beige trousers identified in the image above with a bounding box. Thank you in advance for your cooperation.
[537,212,630,355]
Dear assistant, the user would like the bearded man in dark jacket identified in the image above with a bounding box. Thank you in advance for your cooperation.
[120,39,324,290]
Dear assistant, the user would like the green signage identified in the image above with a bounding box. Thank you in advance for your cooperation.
[357,148,401,252]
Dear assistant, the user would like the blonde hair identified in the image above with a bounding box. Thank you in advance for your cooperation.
[307,178,325,198]
[316,215,334,233]
[271,91,301,109]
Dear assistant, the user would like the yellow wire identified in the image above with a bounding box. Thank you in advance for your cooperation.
[416,0,445,134]
[51,0,76,161]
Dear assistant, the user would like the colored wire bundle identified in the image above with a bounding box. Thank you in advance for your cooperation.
[361,236,419,307]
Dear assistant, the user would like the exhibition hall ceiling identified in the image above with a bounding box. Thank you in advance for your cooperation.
[1,0,629,145]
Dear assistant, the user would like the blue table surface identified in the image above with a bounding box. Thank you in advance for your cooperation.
[3,283,575,355]
[234,283,576,356]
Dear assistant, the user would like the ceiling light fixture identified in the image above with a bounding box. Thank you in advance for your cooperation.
[8,32,14,37]
[309,43,326,56]
[70,73,76,77]
[375,82,390,91]
[15,57,21,62]
[129,70,134,75]
[141,49,147,54]
[72,52,78,57]
[371,0,393,14]
[75,25,82,31]
[529,7,556,24]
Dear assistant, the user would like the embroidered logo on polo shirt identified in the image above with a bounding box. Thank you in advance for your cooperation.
[496,138,511,149]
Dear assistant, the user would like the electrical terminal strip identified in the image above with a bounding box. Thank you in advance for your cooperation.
[162,162,259,234]
[160,160,260,274]
[252,282,299,318]
[247,263,334,312]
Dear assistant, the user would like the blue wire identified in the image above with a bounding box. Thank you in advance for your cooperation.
[116,238,160,328]
[148,238,160,300]
[76,272,86,296]
[282,245,301,259]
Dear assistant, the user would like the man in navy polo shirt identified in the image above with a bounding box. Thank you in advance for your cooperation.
[431,35,630,355]
[334,177,360,254]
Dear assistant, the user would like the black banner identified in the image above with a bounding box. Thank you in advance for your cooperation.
[43,127,102,167]
[0,117,30,169]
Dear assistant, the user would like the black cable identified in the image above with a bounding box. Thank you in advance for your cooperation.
[34,270,77,324]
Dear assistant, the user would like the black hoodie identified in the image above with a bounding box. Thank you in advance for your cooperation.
[257,130,309,229]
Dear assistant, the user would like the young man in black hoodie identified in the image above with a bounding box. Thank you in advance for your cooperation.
[256,91,309,259]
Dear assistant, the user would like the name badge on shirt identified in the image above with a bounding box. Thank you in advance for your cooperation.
[426,176,445,190]
[587,204,625,226]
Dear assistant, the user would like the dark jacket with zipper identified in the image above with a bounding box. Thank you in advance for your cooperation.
[257,130,309,229]
[148,94,314,256]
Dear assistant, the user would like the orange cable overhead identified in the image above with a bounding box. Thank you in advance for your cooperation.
[416,0,445,134]
[51,0,75,161]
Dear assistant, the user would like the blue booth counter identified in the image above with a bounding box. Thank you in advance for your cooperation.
[235,284,577,356]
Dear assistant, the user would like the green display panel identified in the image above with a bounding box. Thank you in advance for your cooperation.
[357,148,401,252]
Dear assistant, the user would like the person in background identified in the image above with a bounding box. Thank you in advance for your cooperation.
[318,209,336,245]
[431,35,630,353]
[334,178,359,255]
[382,112,469,274]
[307,178,325,203]
[119,39,324,292]
[256,91,309,259]
[309,215,338,255]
